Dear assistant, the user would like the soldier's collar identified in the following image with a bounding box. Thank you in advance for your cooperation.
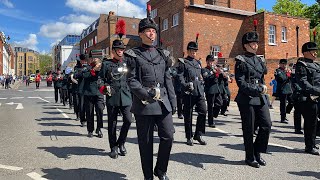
[111,58,122,63]
[186,56,194,61]
[303,58,314,63]
[244,51,256,57]
[141,44,155,50]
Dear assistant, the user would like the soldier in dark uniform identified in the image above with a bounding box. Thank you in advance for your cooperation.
[82,58,105,138]
[177,39,207,146]
[235,31,272,168]
[53,70,63,103]
[274,59,293,123]
[290,64,303,134]
[295,42,320,155]
[202,55,222,128]
[125,10,176,180]
[70,61,81,120]
[220,67,231,116]
[101,39,133,159]
[61,70,69,106]
[171,66,184,119]
[66,68,74,110]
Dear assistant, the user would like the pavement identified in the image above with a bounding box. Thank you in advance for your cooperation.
[0,82,319,180]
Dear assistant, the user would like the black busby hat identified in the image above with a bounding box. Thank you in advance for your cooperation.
[187,41,198,50]
[206,55,214,61]
[242,31,259,45]
[279,59,288,64]
[36,70,39,73]
[79,54,86,60]
[302,42,318,53]
[139,5,157,33]
[112,39,125,49]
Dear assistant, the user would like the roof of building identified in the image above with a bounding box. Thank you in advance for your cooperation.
[189,4,256,16]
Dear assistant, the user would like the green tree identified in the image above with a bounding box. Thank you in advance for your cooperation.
[272,0,307,17]
[257,8,266,13]
[304,3,320,28]
[39,54,53,75]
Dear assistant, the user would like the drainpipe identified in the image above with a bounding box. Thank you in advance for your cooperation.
[296,26,299,57]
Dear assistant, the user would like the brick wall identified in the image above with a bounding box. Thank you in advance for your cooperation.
[0,40,3,75]
[230,0,255,12]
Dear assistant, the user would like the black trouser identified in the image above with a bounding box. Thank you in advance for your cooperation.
[297,101,318,149]
[221,93,230,115]
[79,94,86,123]
[293,104,302,132]
[206,93,222,125]
[73,93,79,118]
[68,90,73,108]
[279,93,292,121]
[54,87,62,103]
[237,103,272,161]
[61,89,68,106]
[35,81,40,88]
[176,91,184,117]
[5,83,9,89]
[107,105,133,149]
[85,95,104,133]
[135,112,174,179]
[183,95,207,139]
[26,80,29,86]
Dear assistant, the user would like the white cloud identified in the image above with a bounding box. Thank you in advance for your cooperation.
[59,14,98,24]
[65,0,146,18]
[0,0,14,8]
[39,22,87,39]
[13,34,38,51]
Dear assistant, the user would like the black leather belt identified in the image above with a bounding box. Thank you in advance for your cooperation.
[142,82,164,88]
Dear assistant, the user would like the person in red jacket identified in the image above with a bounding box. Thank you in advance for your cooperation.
[35,70,41,89]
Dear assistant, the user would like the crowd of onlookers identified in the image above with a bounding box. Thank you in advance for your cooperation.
[0,74,17,89]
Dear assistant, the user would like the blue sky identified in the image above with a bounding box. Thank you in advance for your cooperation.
[0,0,317,54]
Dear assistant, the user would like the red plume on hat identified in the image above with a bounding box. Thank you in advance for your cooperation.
[116,19,126,39]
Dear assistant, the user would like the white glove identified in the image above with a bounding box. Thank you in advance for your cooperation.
[260,84,268,94]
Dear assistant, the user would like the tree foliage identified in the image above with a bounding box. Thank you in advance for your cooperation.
[272,0,307,17]
[304,3,320,28]
[39,54,53,75]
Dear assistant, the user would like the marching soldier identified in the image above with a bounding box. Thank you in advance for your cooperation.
[74,55,87,126]
[177,37,207,146]
[82,57,105,138]
[274,59,293,123]
[61,70,69,106]
[295,42,320,155]
[202,55,222,128]
[171,66,184,119]
[53,70,63,103]
[125,7,176,179]
[290,64,303,134]
[66,67,74,110]
[101,39,133,159]
[70,61,81,120]
[235,31,272,168]
[220,66,231,116]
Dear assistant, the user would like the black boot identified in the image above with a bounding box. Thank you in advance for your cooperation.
[305,147,320,155]
[110,146,118,159]
[186,139,193,146]
[193,135,207,145]
[255,152,266,166]
[245,159,260,168]
[118,143,127,156]
[95,128,103,138]
[154,169,169,180]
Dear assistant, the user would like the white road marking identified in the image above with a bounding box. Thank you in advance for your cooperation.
[269,143,294,150]
[26,172,48,180]
[18,90,23,91]
[35,89,54,92]
[56,108,70,119]
[0,97,7,100]
[0,164,23,171]
[214,128,228,134]
[28,97,40,99]
[38,97,50,103]
[10,97,24,99]
[6,102,24,109]
[44,97,54,99]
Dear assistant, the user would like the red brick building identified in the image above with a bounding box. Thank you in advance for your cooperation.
[148,0,310,98]
[80,12,141,58]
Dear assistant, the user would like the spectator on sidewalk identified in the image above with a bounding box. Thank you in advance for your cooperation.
[269,77,277,109]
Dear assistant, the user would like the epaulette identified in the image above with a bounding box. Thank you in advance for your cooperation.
[124,49,137,58]
[178,58,185,64]
[259,57,266,63]
[235,55,245,62]
[297,59,307,67]
[161,49,170,57]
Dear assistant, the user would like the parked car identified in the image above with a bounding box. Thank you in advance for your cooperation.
[29,74,36,83]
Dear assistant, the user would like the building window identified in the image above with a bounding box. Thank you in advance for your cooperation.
[163,18,168,31]
[151,9,157,19]
[210,45,221,58]
[281,27,287,42]
[205,0,216,5]
[172,13,179,27]
[269,25,276,45]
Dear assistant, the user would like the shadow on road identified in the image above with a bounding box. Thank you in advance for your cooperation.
[220,143,301,154]
[38,122,79,127]
[38,146,108,159]
[170,152,243,168]
[35,117,71,121]
[39,130,84,137]
[41,168,127,179]
[273,136,305,143]
[288,171,320,179]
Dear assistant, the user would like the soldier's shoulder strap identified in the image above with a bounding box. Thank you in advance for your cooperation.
[296,59,307,67]
[258,56,266,63]
[124,48,138,58]
[235,55,245,62]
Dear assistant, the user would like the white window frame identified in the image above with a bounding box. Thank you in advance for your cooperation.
[269,25,276,45]
[172,13,179,27]
[162,18,168,31]
[210,45,221,58]
[281,27,287,42]
[151,9,157,19]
